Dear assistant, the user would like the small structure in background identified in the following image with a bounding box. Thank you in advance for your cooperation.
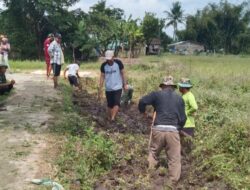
[168,41,204,55]
[147,38,161,55]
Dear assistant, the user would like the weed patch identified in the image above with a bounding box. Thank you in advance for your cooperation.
[51,85,117,189]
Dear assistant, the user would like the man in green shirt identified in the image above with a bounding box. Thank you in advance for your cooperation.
[178,78,198,135]
[178,78,198,154]
[0,63,15,95]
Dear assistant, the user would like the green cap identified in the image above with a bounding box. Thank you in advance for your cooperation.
[178,78,193,88]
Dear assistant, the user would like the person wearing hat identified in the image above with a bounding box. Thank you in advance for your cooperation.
[0,64,15,95]
[98,50,127,122]
[44,33,54,78]
[0,36,11,72]
[138,76,186,187]
[178,78,198,137]
[178,78,198,155]
[48,33,63,89]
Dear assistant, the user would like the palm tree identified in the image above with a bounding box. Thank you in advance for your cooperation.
[165,1,185,41]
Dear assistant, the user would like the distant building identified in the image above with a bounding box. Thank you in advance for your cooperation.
[168,41,205,55]
[147,38,161,55]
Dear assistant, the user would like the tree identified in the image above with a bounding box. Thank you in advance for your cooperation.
[122,16,143,58]
[142,13,164,46]
[165,1,185,41]
[0,0,80,59]
[177,1,250,54]
[84,0,124,55]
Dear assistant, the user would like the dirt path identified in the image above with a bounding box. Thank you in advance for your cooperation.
[0,73,60,190]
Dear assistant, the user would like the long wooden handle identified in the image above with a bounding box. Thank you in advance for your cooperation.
[148,111,157,149]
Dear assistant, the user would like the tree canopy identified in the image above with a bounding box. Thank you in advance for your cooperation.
[0,0,250,60]
[177,1,250,54]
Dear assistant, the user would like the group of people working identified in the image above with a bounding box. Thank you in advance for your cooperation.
[2,31,197,188]
[0,35,14,95]
[98,50,198,188]
[44,45,197,188]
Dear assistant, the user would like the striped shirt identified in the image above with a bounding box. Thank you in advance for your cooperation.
[48,40,62,65]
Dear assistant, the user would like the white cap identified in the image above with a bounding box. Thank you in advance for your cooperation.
[105,50,114,60]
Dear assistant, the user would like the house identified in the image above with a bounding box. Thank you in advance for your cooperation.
[168,41,204,55]
[147,38,161,55]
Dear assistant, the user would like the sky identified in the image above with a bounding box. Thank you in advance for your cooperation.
[0,0,245,36]
[72,0,243,36]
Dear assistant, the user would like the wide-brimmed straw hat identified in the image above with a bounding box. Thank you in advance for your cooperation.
[178,78,193,88]
[159,76,177,88]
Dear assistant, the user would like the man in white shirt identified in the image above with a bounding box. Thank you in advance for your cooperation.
[99,50,127,122]
[48,33,62,88]
[64,61,80,90]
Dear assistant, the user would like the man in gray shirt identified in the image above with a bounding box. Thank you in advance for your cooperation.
[139,76,186,188]
[99,50,127,122]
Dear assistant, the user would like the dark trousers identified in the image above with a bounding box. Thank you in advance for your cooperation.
[0,84,13,95]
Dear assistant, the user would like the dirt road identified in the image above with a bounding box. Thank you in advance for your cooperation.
[0,73,60,190]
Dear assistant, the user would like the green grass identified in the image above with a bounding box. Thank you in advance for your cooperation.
[51,84,117,190]
[80,54,250,189]
[0,90,14,104]
[10,60,45,71]
[10,55,249,189]
[0,93,9,103]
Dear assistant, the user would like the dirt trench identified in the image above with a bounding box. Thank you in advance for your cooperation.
[72,87,198,190]
[0,73,60,190]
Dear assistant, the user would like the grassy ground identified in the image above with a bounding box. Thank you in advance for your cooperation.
[10,60,45,71]
[9,60,98,72]
[49,83,117,190]
[5,55,250,189]
[79,54,250,189]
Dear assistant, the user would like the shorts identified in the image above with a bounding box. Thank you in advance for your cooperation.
[105,89,122,108]
[68,75,79,87]
[0,84,13,95]
[52,63,61,77]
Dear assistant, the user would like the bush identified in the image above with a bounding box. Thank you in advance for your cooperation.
[57,125,117,189]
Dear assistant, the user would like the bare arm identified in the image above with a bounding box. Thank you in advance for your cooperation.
[63,68,68,79]
[120,69,127,89]
[98,73,105,100]
[99,73,105,89]
[76,70,80,78]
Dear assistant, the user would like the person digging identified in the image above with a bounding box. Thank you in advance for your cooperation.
[98,50,127,122]
[64,61,81,91]
[138,76,186,188]
[178,78,198,155]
